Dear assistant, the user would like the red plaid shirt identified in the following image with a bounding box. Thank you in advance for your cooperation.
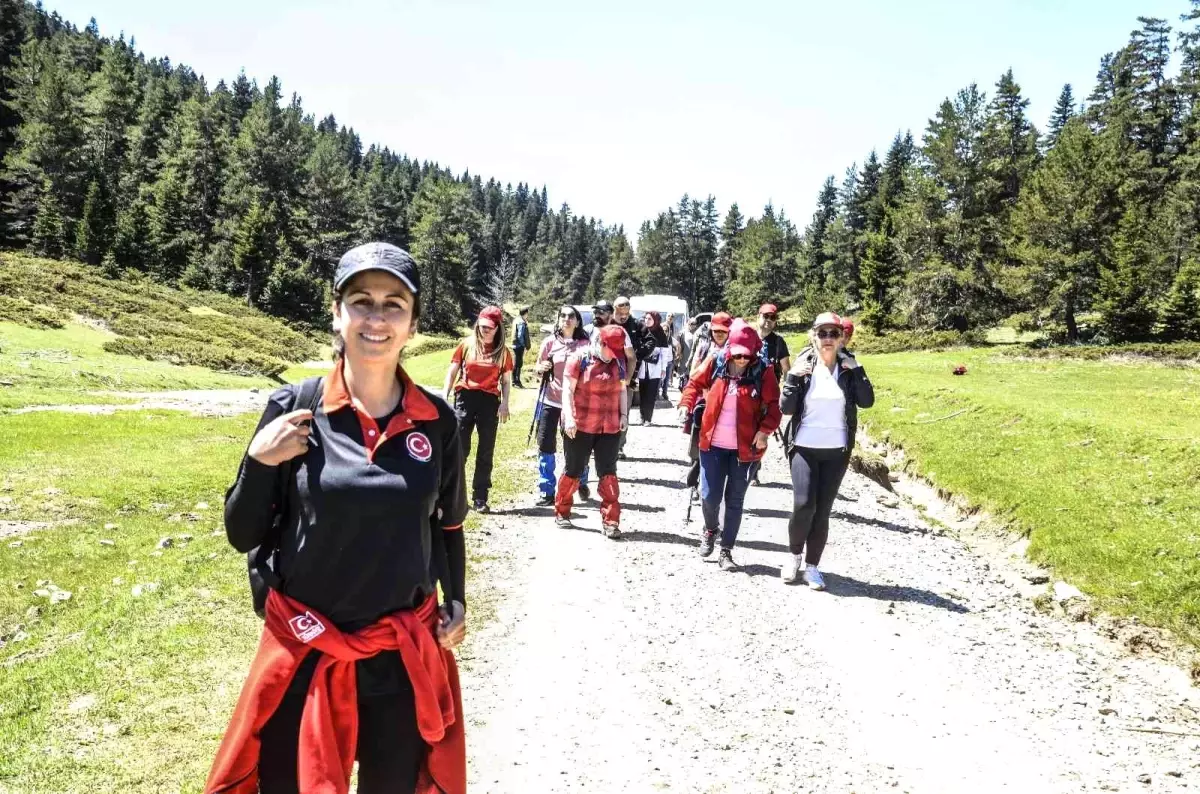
[564,353,624,435]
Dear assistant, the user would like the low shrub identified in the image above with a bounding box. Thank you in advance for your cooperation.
[0,294,65,329]
[1000,342,1200,362]
[850,329,987,355]
[103,336,287,378]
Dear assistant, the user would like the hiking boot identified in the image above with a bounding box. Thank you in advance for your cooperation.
[535,493,554,507]
[618,452,627,461]
[472,499,490,514]
[555,515,574,529]
[803,565,826,591]
[578,485,591,501]
[781,556,802,584]
[602,522,622,539]
[749,477,761,487]
[690,487,699,504]
[699,529,717,558]
[718,548,737,571]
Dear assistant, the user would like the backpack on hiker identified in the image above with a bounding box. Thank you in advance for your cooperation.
[247,376,323,618]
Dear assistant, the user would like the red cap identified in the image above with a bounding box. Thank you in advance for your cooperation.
[710,312,733,331]
[841,317,855,338]
[727,319,761,358]
[598,324,626,360]
[477,306,503,328]
[758,303,778,316]
[812,311,842,330]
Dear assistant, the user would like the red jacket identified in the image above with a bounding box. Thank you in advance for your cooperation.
[205,590,464,794]
[679,354,782,463]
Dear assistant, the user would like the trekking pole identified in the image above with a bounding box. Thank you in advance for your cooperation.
[526,371,551,446]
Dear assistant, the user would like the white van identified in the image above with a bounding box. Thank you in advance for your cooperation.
[629,295,689,336]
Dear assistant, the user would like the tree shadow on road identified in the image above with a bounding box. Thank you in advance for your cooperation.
[621,529,692,546]
[620,456,689,466]
[745,507,792,520]
[830,511,921,534]
[820,572,968,614]
[623,502,666,514]
[620,532,790,555]
[621,476,687,489]
[736,563,781,578]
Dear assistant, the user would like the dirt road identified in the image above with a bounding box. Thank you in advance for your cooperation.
[460,409,1199,793]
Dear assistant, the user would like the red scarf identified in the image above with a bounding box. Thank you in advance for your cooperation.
[205,590,465,794]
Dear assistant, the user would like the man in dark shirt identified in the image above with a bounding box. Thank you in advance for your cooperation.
[751,302,790,485]
[612,296,643,458]
[512,307,531,388]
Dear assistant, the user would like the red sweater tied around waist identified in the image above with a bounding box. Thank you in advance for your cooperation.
[205,589,465,794]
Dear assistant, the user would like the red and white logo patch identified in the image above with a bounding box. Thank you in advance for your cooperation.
[406,431,433,462]
[288,612,325,643]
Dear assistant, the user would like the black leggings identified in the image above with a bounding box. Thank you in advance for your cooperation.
[455,389,500,502]
[638,378,660,423]
[537,405,563,454]
[787,447,850,565]
[259,651,424,794]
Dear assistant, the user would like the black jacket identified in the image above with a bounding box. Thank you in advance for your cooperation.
[780,348,875,455]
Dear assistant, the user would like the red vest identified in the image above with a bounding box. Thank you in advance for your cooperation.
[205,590,465,794]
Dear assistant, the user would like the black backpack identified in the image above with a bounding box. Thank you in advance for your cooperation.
[248,376,324,618]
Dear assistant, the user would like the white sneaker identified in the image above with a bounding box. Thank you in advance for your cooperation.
[781,556,802,583]
[803,565,826,591]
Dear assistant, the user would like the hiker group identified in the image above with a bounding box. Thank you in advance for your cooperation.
[208,240,873,793]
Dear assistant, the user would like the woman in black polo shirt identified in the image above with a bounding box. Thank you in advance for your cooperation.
[208,243,469,794]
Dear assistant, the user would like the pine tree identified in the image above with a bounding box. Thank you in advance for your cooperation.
[302,132,360,280]
[262,242,327,326]
[30,179,65,257]
[2,35,89,244]
[410,179,478,333]
[1096,203,1157,342]
[0,0,28,246]
[1159,258,1200,340]
[85,37,138,192]
[111,195,154,273]
[74,178,112,264]
[1046,84,1076,149]
[600,227,639,298]
[232,199,277,306]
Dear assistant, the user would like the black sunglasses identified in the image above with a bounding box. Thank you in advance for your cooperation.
[730,353,752,361]
[816,328,843,340]
[559,312,575,319]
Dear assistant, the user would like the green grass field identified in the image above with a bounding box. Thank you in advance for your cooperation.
[0,343,534,793]
[0,321,274,410]
[855,347,1200,643]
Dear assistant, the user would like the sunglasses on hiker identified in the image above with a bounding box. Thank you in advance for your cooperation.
[816,328,843,340]
[760,313,777,321]
[730,354,752,362]
[559,312,574,319]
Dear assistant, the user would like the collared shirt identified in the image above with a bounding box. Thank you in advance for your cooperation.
[564,353,624,435]
[225,361,468,629]
[452,340,513,396]
[537,334,589,408]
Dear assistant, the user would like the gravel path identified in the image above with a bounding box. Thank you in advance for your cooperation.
[460,405,1200,793]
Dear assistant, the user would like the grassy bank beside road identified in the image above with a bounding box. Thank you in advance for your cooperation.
[856,347,1200,644]
[0,347,533,793]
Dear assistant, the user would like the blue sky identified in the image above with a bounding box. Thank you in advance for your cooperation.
[49,0,1191,235]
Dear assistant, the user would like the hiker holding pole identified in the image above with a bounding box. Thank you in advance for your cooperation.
[683,312,731,499]
[443,306,513,514]
[556,324,629,538]
[531,306,590,506]
[210,242,468,794]
[678,319,781,571]
[779,311,875,590]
